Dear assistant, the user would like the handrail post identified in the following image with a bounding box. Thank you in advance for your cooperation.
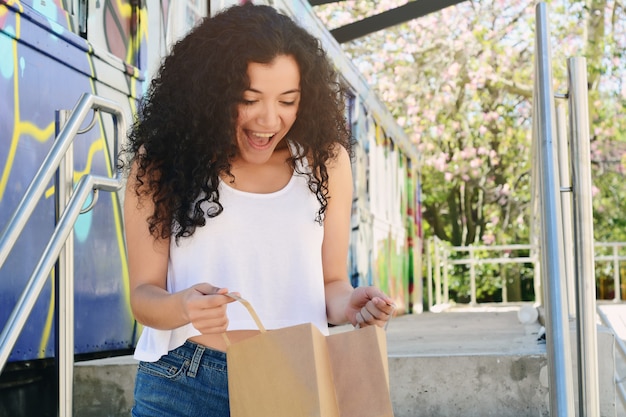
[0,93,127,404]
[568,56,600,417]
[469,247,477,306]
[442,246,450,304]
[534,3,575,416]
[556,102,576,318]
[613,245,621,302]
[55,109,75,417]
[426,239,433,310]
[434,238,442,306]
[502,264,508,304]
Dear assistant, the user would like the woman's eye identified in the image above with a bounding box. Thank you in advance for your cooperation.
[242,99,256,105]
[281,101,296,106]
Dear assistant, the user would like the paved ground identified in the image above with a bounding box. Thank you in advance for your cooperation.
[383,305,544,357]
[369,301,625,417]
[75,302,625,417]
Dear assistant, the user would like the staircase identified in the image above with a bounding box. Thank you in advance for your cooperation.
[387,307,617,417]
[73,305,620,417]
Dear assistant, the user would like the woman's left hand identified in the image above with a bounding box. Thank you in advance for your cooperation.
[345,286,395,328]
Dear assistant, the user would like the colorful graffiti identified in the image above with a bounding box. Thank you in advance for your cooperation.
[0,0,422,366]
[347,96,422,314]
[0,0,148,361]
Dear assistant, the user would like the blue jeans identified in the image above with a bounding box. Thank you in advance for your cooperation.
[132,340,230,417]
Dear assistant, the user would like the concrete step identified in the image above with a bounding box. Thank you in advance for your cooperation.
[73,306,618,417]
[386,307,616,417]
[74,355,136,417]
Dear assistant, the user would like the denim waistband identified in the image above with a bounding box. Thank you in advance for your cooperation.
[170,340,227,378]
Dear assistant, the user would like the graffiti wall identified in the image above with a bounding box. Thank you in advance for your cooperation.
[349,98,422,314]
[0,0,150,361]
[0,0,422,366]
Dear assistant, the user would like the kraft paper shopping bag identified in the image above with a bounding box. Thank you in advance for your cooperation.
[224,294,394,417]
[327,325,393,417]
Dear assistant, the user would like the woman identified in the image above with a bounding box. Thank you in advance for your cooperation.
[122,3,395,416]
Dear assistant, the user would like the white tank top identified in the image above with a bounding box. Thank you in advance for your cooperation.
[133,147,327,361]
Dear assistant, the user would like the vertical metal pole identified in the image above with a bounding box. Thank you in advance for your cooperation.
[434,238,442,306]
[556,103,577,318]
[502,265,508,304]
[613,245,621,302]
[530,115,543,307]
[568,56,600,417]
[427,240,433,310]
[469,247,477,306]
[534,3,575,416]
[443,247,449,304]
[55,110,74,417]
[552,101,570,322]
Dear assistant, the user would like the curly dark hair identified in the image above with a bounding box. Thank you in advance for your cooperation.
[122,3,353,241]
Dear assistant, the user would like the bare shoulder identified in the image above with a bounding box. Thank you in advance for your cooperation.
[326,143,351,170]
[326,143,352,198]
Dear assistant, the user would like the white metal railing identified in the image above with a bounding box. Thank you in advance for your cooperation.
[595,242,626,302]
[427,239,626,308]
[425,240,537,308]
[0,93,126,417]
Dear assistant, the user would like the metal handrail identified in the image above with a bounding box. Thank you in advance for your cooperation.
[428,238,626,306]
[533,3,576,415]
[0,93,126,415]
[568,56,601,417]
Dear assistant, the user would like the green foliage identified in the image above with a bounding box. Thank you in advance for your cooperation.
[314,0,626,299]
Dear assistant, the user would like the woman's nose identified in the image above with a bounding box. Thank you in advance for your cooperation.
[257,102,280,127]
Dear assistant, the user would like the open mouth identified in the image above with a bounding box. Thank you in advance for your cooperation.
[245,130,277,150]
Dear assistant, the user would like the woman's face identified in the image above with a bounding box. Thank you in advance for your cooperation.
[235,54,301,164]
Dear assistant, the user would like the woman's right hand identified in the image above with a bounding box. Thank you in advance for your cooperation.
[182,284,238,334]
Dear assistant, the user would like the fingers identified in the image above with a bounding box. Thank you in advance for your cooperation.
[360,286,394,306]
[194,283,228,296]
[354,297,395,328]
[185,284,237,334]
[192,284,239,305]
[188,305,230,334]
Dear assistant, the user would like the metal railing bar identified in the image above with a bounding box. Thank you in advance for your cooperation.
[448,244,534,251]
[446,257,535,265]
[594,256,626,261]
[569,56,601,417]
[534,3,576,415]
[55,108,74,417]
[596,242,626,248]
[0,174,122,373]
[0,93,126,417]
[0,94,123,268]
[428,237,626,305]
[556,102,577,317]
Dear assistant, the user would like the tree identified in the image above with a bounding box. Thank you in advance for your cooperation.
[315,0,626,246]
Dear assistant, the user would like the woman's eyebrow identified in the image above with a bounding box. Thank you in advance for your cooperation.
[246,88,301,95]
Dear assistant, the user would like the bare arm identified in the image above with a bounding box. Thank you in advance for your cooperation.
[322,144,355,325]
[322,145,395,327]
[124,162,233,334]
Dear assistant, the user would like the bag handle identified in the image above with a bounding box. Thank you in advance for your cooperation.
[221,293,395,346]
[221,293,266,347]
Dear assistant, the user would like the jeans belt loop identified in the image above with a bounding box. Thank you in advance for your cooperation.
[187,343,205,378]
